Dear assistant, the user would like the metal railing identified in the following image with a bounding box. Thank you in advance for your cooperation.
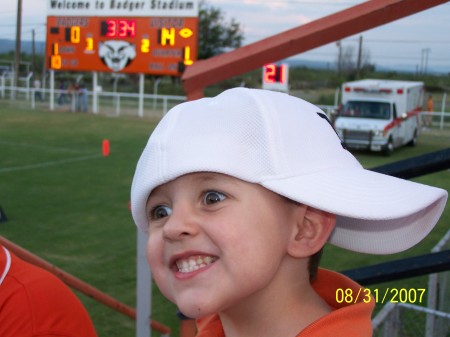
[0,236,172,337]
[0,85,186,118]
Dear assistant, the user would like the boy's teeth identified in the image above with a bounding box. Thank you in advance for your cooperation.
[176,256,216,273]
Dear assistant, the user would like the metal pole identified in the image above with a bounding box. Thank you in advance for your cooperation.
[139,74,144,117]
[93,72,98,114]
[14,0,22,99]
[136,230,152,337]
[116,95,120,116]
[424,48,430,75]
[163,96,167,116]
[50,70,54,110]
[1,75,5,98]
[356,35,363,79]
[420,49,425,74]
[31,87,35,109]
[440,92,447,130]
[337,41,342,76]
[32,29,35,74]
[153,77,161,110]
[334,87,340,107]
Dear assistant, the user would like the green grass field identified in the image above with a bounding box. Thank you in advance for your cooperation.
[0,102,449,337]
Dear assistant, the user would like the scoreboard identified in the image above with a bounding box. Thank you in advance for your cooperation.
[46,0,199,76]
[262,63,289,92]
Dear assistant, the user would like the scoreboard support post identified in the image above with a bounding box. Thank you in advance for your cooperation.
[153,77,162,110]
[93,72,98,114]
[50,70,55,111]
[9,76,14,100]
[139,74,144,118]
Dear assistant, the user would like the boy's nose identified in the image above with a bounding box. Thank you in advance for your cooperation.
[162,204,200,241]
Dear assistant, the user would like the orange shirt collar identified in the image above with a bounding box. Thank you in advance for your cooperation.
[195,268,374,337]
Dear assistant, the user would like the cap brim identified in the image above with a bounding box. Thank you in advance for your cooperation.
[262,168,448,254]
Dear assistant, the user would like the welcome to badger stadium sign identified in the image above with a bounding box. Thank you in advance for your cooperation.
[47,0,198,16]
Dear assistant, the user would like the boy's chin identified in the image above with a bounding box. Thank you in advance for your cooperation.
[177,306,209,319]
[176,300,219,319]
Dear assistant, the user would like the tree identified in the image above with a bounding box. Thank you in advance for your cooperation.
[336,43,373,80]
[198,1,244,59]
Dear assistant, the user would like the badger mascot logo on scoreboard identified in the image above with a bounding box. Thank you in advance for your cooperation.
[99,40,136,72]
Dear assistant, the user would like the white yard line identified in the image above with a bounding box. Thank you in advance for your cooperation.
[0,140,92,153]
[0,154,103,173]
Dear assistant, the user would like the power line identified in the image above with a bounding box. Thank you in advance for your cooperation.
[344,37,450,44]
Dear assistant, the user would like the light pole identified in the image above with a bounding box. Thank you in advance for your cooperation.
[14,0,23,98]
[424,48,430,75]
[420,48,431,75]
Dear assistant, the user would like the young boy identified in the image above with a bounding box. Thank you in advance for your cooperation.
[131,88,447,337]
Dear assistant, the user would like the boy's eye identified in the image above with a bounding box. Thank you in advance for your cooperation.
[150,205,172,220]
[203,191,226,205]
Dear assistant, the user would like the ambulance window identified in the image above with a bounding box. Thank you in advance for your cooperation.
[340,101,390,119]
[393,104,397,119]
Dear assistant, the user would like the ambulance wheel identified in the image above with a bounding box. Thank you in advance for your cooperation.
[383,138,394,156]
[408,129,417,147]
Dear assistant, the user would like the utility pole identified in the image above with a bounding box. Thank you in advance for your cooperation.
[356,35,363,79]
[424,48,430,75]
[420,48,431,75]
[32,29,36,74]
[14,0,23,98]
[336,40,342,76]
[420,49,424,74]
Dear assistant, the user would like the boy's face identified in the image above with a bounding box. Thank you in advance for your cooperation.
[146,172,302,318]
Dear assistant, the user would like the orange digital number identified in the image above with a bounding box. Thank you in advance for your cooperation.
[183,46,193,66]
[160,28,175,46]
[264,64,285,83]
[264,64,276,83]
[141,38,150,53]
[51,55,62,69]
[85,37,94,51]
[118,20,127,37]
[52,42,59,55]
[107,20,117,37]
[71,26,80,43]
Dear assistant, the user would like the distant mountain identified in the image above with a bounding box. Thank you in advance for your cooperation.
[0,39,46,54]
[284,57,448,75]
[0,39,447,74]
[284,58,336,70]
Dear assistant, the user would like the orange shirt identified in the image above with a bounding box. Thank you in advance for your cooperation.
[0,246,98,337]
[196,269,374,337]
[427,98,434,112]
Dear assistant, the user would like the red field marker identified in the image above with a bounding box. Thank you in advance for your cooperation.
[102,139,110,157]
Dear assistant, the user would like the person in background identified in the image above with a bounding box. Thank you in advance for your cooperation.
[33,77,43,102]
[78,84,88,112]
[425,94,434,127]
[58,80,67,105]
[0,245,98,337]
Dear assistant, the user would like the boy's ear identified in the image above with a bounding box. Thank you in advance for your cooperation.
[287,205,336,258]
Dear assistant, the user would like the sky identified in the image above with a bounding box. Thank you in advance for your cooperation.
[1,0,449,74]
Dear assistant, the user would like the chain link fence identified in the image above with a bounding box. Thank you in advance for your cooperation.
[373,230,450,337]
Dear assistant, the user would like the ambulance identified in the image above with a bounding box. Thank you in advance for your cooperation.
[334,79,424,155]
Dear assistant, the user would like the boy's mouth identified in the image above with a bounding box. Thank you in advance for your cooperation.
[175,255,217,273]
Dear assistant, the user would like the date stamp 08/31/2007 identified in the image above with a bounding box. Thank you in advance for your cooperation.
[335,288,427,304]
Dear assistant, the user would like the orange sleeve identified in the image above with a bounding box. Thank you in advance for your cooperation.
[0,251,98,337]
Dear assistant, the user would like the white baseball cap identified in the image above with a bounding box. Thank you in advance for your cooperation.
[131,88,447,254]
